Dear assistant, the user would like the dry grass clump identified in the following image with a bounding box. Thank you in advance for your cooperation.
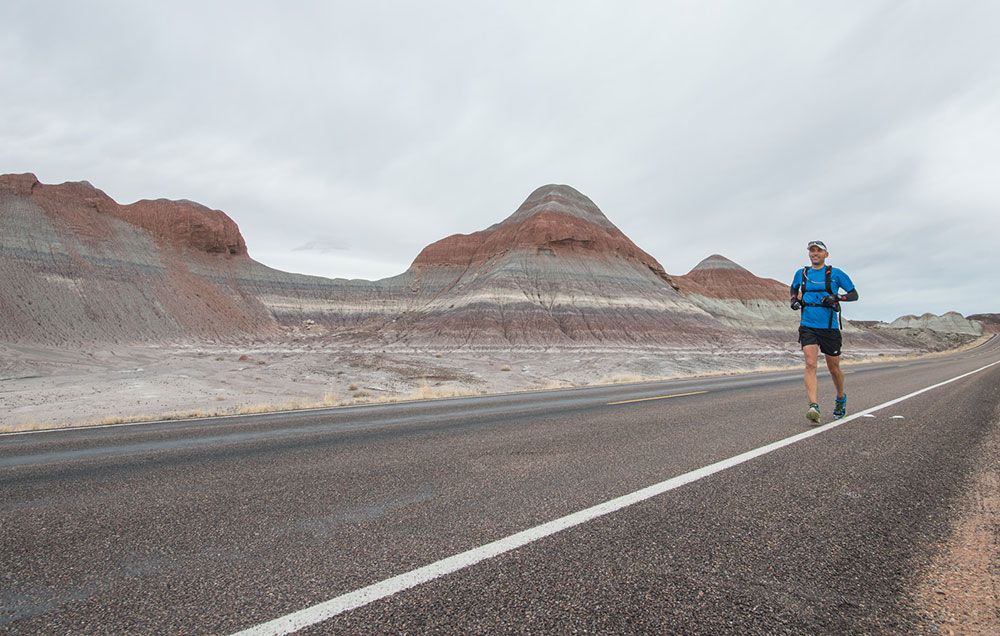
[161,410,211,420]
[405,383,472,401]
[3,412,163,434]
[594,373,656,385]
[538,380,574,390]
[321,392,339,406]
[235,403,273,415]
[0,421,51,433]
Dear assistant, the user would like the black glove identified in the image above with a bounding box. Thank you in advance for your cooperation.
[821,295,839,308]
[790,298,802,311]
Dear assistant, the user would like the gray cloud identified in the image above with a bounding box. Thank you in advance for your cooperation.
[2,0,998,319]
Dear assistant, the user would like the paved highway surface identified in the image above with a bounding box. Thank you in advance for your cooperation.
[2,336,998,634]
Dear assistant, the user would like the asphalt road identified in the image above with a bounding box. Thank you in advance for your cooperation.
[2,337,998,635]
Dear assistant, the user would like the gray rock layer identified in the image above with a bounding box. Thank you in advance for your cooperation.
[0,174,976,353]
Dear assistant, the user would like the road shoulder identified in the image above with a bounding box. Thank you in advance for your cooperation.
[915,410,1000,634]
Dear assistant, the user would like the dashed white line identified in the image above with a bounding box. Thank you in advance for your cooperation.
[607,390,708,405]
[230,358,1000,636]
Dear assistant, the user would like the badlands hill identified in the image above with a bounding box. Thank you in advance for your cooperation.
[672,254,795,331]
[0,173,973,353]
[1,176,724,347]
[967,313,999,333]
[0,173,278,344]
[377,185,725,347]
[887,312,983,336]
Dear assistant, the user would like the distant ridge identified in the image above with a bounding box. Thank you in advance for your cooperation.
[0,172,976,352]
[967,313,999,333]
[888,312,983,336]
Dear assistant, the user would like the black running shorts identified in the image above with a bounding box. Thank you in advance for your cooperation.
[798,326,842,357]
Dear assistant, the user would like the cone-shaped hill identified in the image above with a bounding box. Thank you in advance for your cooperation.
[0,174,928,351]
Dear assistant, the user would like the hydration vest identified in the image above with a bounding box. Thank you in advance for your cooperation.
[799,265,842,329]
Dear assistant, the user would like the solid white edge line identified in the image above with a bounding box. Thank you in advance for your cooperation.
[229,358,1000,636]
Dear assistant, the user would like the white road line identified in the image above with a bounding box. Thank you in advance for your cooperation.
[230,358,1000,636]
[607,390,708,405]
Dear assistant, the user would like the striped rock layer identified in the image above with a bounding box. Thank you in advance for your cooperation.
[672,254,798,332]
[0,173,950,351]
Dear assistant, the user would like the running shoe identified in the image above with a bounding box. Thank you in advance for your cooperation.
[806,403,821,424]
[834,394,847,419]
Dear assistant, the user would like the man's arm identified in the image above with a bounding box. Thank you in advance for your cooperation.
[835,269,857,302]
[839,289,858,302]
[789,272,802,310]
[822,288,857,307]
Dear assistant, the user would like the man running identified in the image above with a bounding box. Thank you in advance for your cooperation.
[790,241,858,423]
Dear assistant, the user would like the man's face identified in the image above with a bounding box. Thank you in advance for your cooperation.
[809,246,828,264]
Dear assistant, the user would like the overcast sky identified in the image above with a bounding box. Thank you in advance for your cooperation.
[2,1,998,321]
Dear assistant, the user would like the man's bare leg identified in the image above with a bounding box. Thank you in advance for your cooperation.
[825,354,845,399]
[803,344,819,404]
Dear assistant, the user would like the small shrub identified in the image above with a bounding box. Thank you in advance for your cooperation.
[2,421,51,433]
[236,404,273,415]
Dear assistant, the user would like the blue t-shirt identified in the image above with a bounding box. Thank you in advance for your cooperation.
[791,266,855,330]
